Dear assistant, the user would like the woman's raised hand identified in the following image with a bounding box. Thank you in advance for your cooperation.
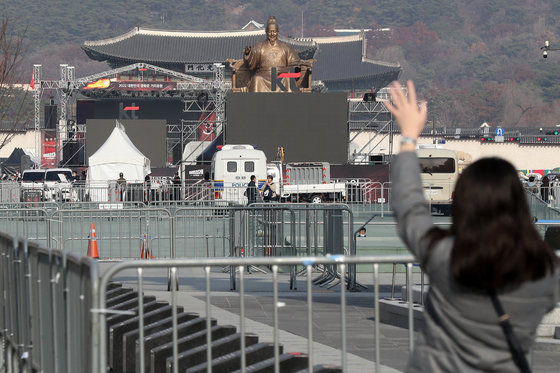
[384,80,427,140]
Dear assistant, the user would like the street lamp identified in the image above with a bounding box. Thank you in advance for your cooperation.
[541,40,560,58]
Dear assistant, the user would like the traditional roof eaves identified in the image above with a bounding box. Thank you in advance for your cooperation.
[83,28,140,47]
[334,28,371,33]
[83,27,268,48]
[324,72,397,83]
[278,35,317,49]
[83,28,318,64]
[362,57,400,68]
[242,20,264,30]
[312,34,362,44]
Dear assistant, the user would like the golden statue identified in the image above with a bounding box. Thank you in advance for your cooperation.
[228,16,314,92]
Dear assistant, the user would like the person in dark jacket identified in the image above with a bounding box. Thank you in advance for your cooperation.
[246,174,258,205]
[116,172,126,201]
[144,172,152,203]
[386,80,558,373]
[172,172,181,201]
[541,175,550,202]
[261,175,277,202]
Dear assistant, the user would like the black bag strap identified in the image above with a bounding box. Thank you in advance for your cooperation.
[488,290,531,373]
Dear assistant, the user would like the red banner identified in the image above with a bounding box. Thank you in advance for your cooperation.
[42,135,56,168]
[198,111,216,141]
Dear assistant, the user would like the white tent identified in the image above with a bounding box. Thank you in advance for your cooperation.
[87,122,151,201]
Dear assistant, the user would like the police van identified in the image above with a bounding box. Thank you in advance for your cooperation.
[211,145,267,204]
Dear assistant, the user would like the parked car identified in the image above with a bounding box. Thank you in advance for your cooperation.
[20,169,46,202]
[44,168,74,202]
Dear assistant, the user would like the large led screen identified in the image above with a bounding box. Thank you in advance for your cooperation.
[226,93,348,163]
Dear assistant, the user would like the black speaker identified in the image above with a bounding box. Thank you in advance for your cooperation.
[44,105,58,129]
[62,141,83,166]
[369,155,384,164]
[363,92,376,102]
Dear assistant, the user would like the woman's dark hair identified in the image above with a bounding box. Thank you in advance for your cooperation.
[438,158,555,290]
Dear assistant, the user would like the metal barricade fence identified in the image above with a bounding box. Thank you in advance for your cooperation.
[0,208,50,247]
[344,182,392,216]
[0,201,60,213]
[170,204,356,290]
[61,200,147,209]
[173,206,233,259]
[1,232,419,373]
[525,187,560,221]
[49,208,173,260]
[0,203,356,266]
[226,204,357,290]
[3,225,560,372]
[0,182,21,203]
[97,255,418,373]
[0,233,100,373]
[148,199,235,209]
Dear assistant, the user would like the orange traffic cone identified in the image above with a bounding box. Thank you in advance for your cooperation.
[87,222,99,259]
[140,235,155,259]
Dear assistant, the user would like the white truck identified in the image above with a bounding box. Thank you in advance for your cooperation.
[267,162,346,203]
[211,145,346,204]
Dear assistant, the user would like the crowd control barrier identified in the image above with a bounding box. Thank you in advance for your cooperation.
[98,255,418,373]
[0,232,100,373]
[1,229,424,373]
[3,231,557,371]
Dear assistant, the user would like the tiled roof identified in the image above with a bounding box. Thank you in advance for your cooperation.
[81,28,401,89]
[82,27,317,64]
[312,34,400,87]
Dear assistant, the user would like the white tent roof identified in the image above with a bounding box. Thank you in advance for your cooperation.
[88,122,151,182]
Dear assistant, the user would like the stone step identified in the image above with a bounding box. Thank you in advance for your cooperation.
[122,312,199,373]
[168,332,259,372]
[150,325,235,373]
[186,342,276,373]
[110,304,184,372]
[237,353,309,372]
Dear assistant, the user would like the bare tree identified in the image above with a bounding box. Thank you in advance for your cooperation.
[0,15,32,152]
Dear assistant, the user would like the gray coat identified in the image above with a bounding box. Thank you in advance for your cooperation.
[391,151,558,372]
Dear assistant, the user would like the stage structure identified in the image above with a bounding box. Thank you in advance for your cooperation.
[31,62,228,168]
[348,87,395,163]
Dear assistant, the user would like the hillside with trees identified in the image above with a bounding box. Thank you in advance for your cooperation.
[3,0,560,128]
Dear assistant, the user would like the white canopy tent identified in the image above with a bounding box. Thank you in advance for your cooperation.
[87,122,151,201]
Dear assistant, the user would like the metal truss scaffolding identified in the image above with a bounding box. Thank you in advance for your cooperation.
[348,98,394,163]
[32,62,228,168]
[169,64,227,166]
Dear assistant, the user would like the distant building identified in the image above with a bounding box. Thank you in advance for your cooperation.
[241,20,264,30]
[81,27,401,92]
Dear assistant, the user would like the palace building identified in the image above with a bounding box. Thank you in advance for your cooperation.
[81,27,401,92]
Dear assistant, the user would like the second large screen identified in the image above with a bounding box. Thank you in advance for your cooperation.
[226,93,348,164]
